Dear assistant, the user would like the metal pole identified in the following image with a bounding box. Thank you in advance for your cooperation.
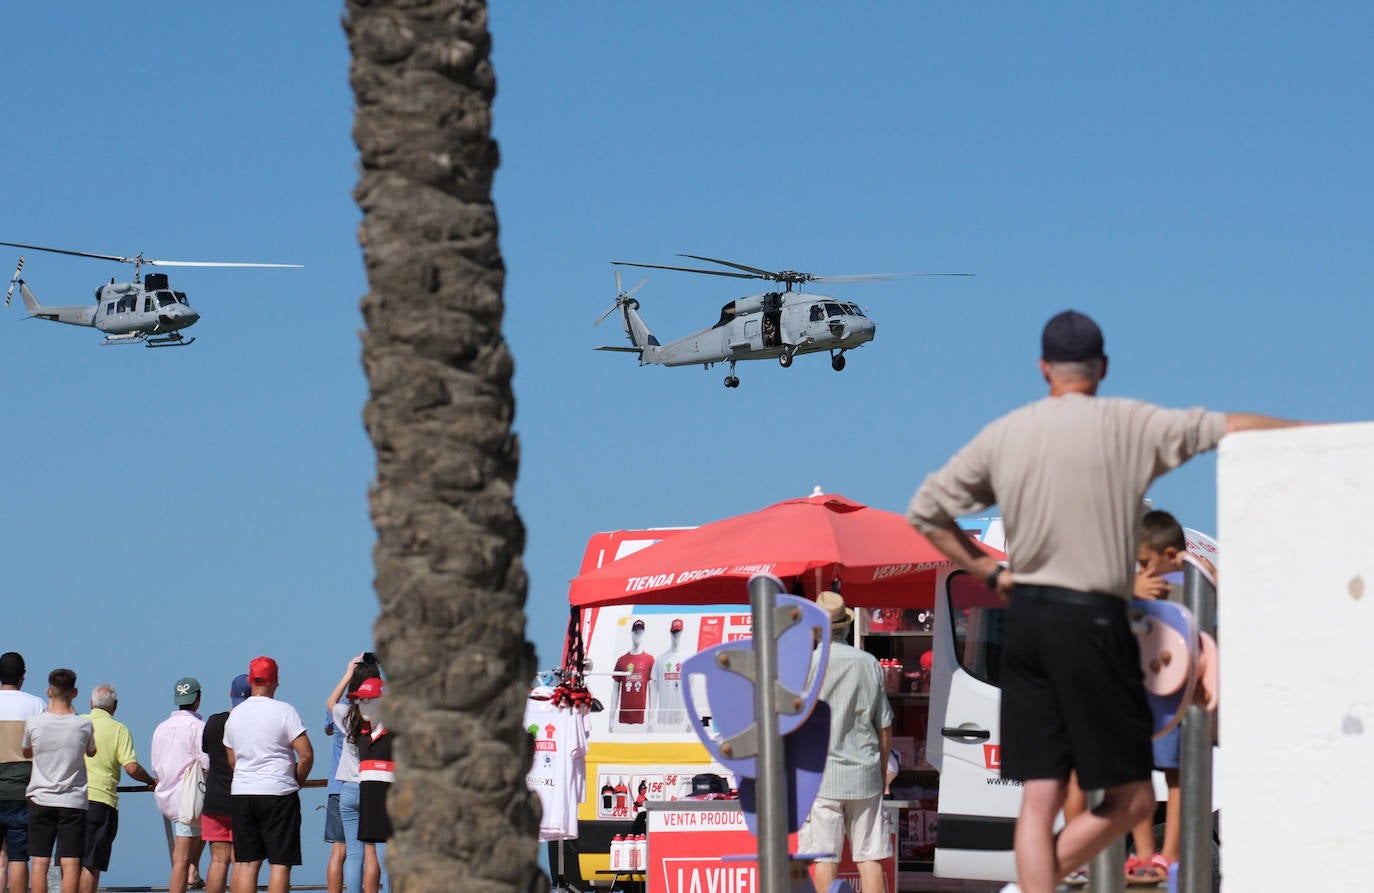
[1178,563,1216,893]
[751,575,789,893]
[1088,789,1126,893]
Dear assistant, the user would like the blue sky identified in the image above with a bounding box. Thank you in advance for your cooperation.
[2,2,1372,885]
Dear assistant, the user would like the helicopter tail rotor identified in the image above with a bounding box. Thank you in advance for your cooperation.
[595,270,648,326]
[5,257,23,308]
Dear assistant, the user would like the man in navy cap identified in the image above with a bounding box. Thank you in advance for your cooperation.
[906,310,1302,893]
[200,675,251,893]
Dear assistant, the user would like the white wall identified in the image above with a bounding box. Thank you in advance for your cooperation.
[1217,422,1374,892]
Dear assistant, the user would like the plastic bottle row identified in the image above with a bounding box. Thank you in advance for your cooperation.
[609,833,647,871]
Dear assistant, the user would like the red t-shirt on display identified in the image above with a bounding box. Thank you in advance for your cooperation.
[614,651,654,725]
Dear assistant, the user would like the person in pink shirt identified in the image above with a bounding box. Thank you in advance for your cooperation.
[150,678,208,893]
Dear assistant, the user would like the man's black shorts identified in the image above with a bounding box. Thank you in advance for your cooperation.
[230,793,301,866]
[27,801,87,860]
[999,585,1154,790]
[83,801,120,871]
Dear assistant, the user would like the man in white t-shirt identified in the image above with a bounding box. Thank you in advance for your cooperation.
[22,668,97,893]
[223,657,312,893]
[0,652,46,893]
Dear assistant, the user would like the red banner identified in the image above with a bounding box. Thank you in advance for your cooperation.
[647,807,896,893]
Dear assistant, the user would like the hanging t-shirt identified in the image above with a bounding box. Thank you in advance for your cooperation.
[23,712,95,809]
[223,697,307,796]
[652,647,688,730]
[613,652,654,725]
[524,696,588,842]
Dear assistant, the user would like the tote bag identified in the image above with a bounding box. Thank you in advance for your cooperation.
[176,760,206,824]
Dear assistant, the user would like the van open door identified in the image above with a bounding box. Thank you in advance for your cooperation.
[925,571,1020,882]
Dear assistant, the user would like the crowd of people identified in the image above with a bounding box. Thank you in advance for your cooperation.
[0,652,392,893]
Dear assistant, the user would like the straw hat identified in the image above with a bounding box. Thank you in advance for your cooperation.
[815,589,854,627]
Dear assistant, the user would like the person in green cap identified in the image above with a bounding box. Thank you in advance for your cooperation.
[151,677,208,893]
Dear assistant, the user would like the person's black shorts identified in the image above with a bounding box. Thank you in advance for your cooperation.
[999,585,1154,790]
[230,793,301,866]
[0,799,30,861]
[27,801,87,860]
[82,801,120,872]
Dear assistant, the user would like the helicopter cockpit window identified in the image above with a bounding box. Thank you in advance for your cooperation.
[144,298,153,313]
[104,303,115,316]
[844,303,867,317]
[825,302,844,318]
[115,296,135,313]
[809,305,824,322]
[156,291,177,308]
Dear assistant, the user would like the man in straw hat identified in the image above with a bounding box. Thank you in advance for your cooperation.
[799,585,894,893]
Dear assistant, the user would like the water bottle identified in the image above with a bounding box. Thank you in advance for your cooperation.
[610,834,625,870]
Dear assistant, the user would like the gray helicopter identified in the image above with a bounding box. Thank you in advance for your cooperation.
[596,255,971,387]
[3,240,300,347]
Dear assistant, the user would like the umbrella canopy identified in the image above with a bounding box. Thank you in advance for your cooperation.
[567,493,1004,609]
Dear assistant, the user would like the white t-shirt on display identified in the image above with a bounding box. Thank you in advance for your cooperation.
[223,697,308,796]
[524,696,588,842]
[23,712,95,809]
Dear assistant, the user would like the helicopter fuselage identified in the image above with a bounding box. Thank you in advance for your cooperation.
[89,279,200,335]
[652,291,875,367]
[14,271,201,346]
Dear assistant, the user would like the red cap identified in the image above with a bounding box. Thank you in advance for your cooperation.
[249,656,279,685]
[348,677,385,700]
[919,651,934,671]
[670,619,684,632]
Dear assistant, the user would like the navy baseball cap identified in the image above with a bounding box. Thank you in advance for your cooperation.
[1041,310,1105,362]
[230,674,252,707]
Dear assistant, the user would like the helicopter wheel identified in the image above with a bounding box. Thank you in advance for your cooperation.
[724,376,740,388]
[778,347,794,368]
[831,353,846,372]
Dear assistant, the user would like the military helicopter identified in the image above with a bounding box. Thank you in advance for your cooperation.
[595,255,971,387]
[3,240,300,347]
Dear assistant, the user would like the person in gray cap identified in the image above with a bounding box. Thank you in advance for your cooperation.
[151,677,208,893]
[906,309,1304,893]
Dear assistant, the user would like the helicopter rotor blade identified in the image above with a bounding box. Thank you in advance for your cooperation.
[811,272,974,283]
[143,260,303,268]
[5,257,23,308]
[676,254,777,278]
[612,260,760,280]
[0,241,134,264]
[626,276,648,297]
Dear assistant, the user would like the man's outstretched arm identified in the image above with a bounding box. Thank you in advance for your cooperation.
[1225,413,1306,434]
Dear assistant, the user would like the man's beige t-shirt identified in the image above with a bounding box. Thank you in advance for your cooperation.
[907,394,1225,598]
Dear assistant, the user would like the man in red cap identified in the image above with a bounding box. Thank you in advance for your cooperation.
[907,310,1302,893]
[222,658,313,893]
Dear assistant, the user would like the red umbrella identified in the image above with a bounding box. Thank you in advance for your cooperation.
[567,492,1003,609]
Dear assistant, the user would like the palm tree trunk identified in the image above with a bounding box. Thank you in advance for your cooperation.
[345,2,541,891]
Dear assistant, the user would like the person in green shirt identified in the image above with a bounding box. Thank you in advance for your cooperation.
[81,685,156,893]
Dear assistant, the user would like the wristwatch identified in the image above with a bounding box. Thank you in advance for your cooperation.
[985,566,1005,590]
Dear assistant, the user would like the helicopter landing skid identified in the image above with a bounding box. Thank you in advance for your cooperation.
[145,334,195,348]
